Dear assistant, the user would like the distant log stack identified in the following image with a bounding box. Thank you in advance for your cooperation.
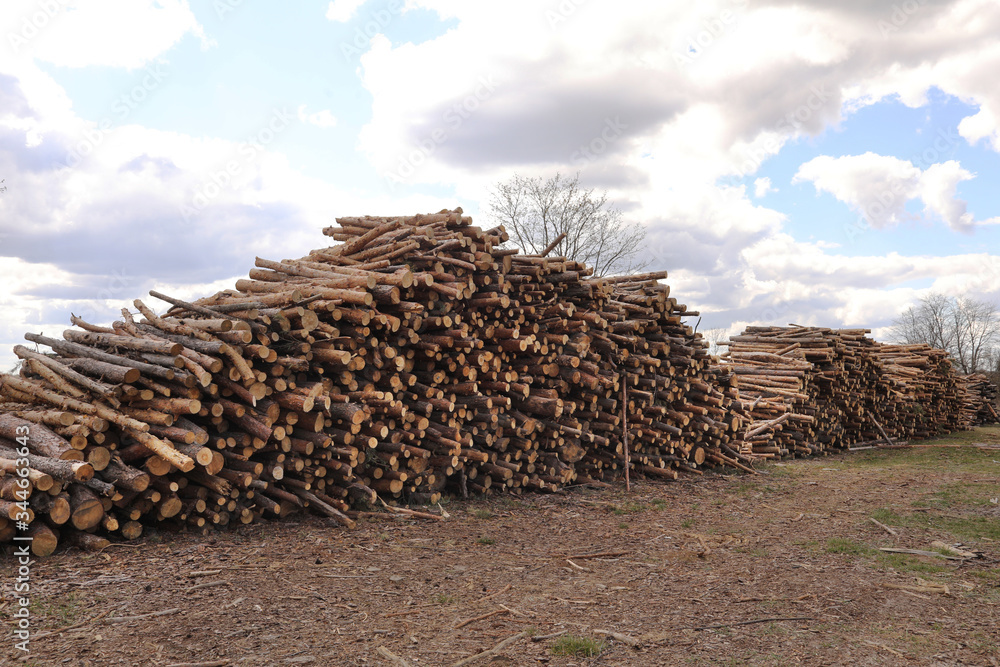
[959,373,999,426]
[870,344,968,439]
[718,329,973,459]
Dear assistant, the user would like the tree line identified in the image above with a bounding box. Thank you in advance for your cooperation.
[890,294,1000,378]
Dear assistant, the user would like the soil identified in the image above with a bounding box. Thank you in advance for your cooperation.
[4,427,1000,666]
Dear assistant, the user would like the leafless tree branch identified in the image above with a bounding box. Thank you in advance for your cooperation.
[487,173,648,277]
[891,293,1000,374]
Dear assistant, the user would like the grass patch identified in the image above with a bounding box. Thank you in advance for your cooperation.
[793,539,821,552]
[872,506,1000,543]
[681,518,695,529]
[31,592,81,625]
[756,463,796,477]
[551,634,605,657]
[470,509,493,519]
[476,536,495,545]
[651,498,669,511]
[921,481,1000,509]
[969,568,1000,584]
[612,501,646,515]
[432,593,455,605]
[875,552,950,573]
[825,538,876,556]
[845,427,1000,473]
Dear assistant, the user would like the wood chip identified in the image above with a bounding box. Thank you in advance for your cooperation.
[594,628,642,647]
[869,517,898,536]
[454,608,509,629]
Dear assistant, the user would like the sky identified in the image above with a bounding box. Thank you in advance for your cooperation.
[2,0,1000,371]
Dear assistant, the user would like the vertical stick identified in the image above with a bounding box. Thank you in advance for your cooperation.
[622,370,630,492]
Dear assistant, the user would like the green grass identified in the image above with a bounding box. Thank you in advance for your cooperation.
[825,538,876,556]
[681,518,695,528]
[969,568,1000,584]
[794,539,821,552]
[31,592,81,625]
[872,507,1000,542]
[432,593,455,605]
[845,428,1000,473]
[824,532,956,573]
[611,501,646,515]
[551,634,605,657]
[651,498,669,510]
[476,536,495,545]
[874,552,949,574]
[921,481,1000,509]
[756,462,796,477]
[470,509,493,519]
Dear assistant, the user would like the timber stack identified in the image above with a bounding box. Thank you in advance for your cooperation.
[961,374,999,426]
[0,208,744,556]
[870,344,968,439]
[720,329,972,459]
[718,326,886,457]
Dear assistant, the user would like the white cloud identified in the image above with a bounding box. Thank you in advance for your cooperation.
[793,153,987,233]
[348,0,1000,343]
[0,61,461,370]
[2,0,210,69]
[297,105,338,129]
[753,176,775,197]
[6,0,1000,368]
[326,0,367,23]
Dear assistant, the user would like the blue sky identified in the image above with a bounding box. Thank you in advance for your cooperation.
[753,90,1000,258]
[37,1,456,193]
[2,0,1000,370]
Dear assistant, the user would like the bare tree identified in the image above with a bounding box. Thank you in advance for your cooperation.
[702,327,729,357]
[891,293,1000,373]
[487,173,647,277]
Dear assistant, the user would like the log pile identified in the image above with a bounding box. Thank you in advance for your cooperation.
[2,207,988,556]
[0,208,744,556]
[959,374,999,426]
[871,344,968,439]
[719,329,972,459]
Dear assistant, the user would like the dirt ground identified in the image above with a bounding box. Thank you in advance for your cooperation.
[4,427,1000,667]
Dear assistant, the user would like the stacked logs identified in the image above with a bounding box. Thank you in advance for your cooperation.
[871,344,968,439]
[3,208,987,556]
[719,328,973,459]
[961,374,1000,426]
[1,209,743,556]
